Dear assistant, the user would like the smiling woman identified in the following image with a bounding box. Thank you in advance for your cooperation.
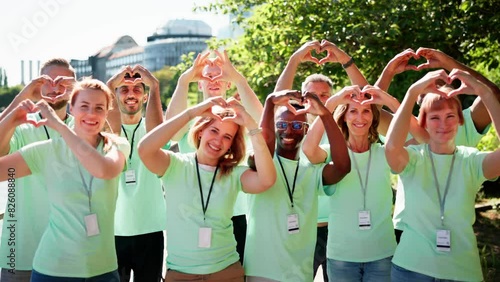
[0,78,130,281]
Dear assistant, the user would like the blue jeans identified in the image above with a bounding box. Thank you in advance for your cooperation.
[327,256,392,282]
[31,269,119,282]
[391,263,458,282]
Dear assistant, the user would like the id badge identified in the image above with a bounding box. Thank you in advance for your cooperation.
[198,227,212,248]
[358,210,371,230]
[287,213,299,234]
[125,170,136,185]
[84,214,100,237]
[436,229,451,252]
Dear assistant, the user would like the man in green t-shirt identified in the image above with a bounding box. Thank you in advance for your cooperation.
[0,58,75,282]
[107,65,166,282]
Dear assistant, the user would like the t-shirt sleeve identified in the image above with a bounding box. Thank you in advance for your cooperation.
[456,108,490,147]
[18,140,51,175]
[462,147,491,191]
[9,127,24,154]
[398,145,422,176]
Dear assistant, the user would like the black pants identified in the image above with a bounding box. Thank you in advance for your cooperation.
[313,226,329,282]
[232,214,247,264]
[115,231,164,282]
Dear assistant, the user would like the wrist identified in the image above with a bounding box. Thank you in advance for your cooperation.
[342,57,355,69]
[248,127,263,136]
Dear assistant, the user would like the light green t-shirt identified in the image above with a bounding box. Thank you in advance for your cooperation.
[393,144,488,281]
[20,136,130,277]
[244,155,325,282]
[114,118,167,236]
[316,132,331,224]
[0,113,74,271]
[161,152,245,274]
[178,130,248,217]
[325,143,396,262]
[393,108,489,230]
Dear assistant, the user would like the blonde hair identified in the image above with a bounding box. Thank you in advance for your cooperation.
[333,103,380,144]
[189,109,246,177]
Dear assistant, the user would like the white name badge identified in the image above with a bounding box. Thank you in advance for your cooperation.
[198,227,212,248]
[358,210,371,230]
[125,170,136,185]
[84,214,100,237]
[436,229,451,252]
[287,213,300,234]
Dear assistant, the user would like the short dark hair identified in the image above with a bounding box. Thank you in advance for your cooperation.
[40,58,76,78]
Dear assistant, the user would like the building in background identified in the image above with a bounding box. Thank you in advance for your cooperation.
[64,19,213,82]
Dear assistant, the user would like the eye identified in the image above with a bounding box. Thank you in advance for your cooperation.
[96,106,104,112]
[224,135,232,140]
[291,122,303,130]
[80,105,88,109]
[276,122,287,129]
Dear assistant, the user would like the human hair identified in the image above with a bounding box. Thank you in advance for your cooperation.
[70,78,114,111]
[40,58,76,78]
[301,74,333,93]
[189,109,246,177]
[417,92,464,128]
[333,103,380,144]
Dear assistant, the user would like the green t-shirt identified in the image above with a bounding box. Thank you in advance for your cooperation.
[178,130,248,217]
[244,155,325,282]
[393,144,488,281]
[0,113,74,271]
[161,152,245,274]
[317,132,331,224]
[325,143,396,262]
[393,108,489,230]
[19,136,130,277]
[114,118,167,236]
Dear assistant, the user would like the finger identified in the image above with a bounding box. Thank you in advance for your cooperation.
[416,63,430,71]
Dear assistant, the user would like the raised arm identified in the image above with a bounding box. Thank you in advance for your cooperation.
[445,69,500,179]
[417,47,500,133]
[274,40,321,91]
[164,52,211,141]
[131,65,163,132]
[222,99,276,193]
[106,66,134,135]
[213,50,263,123]
[302,86,360,164]
[302,92,350,185]
[139,97,227,176]
[374,48,419,92]
[385,70,450,173]
[319,39,368,87]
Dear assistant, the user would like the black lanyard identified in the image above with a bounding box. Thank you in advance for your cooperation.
[38,112,70,140]
[277,156,300,208]
[195,155,219,221]
[121,119,142,161]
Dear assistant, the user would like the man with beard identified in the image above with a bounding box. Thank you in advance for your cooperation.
[165,50,263,265]
[0,58,75,282]
[107,65,166,282]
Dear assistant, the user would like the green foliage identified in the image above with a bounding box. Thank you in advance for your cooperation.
[0,86,22,110]
[196,0,500,102]
[478,127,500,152]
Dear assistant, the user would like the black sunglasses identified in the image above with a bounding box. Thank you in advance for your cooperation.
[275,121,307,130]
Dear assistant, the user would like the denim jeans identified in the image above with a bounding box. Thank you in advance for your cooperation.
[327,256,392,282]
[391,263,458,282]
[31,269,119,282]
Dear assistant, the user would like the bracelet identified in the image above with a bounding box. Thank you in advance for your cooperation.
[342,57,355,69]
[248,128,263,136]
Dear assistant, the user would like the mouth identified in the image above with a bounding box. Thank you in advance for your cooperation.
[125,99,138,106]
[82,119,99,127]
[208,143,222,152]
[352,123,367,128]
[281,137,295,145]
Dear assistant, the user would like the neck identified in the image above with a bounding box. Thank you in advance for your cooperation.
[429,140,455,154]
[54,108,68,121]
[347,135,370,153]
[276,148,300,161]
[121,113,142,125]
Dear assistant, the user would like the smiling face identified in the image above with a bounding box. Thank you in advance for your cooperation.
[70,89,108,136]
[303,81,332,104]
[116,82,146,115]
[198,64,231,99]
[41,65,74,110]
[343,103,373,138]
[275,107,308,158]
[419,94,464,145]
[196,119,239,165]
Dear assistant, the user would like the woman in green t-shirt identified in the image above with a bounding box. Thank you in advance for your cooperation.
[385,69,500,281]
[138,97,276,282]
[0,79,129,281]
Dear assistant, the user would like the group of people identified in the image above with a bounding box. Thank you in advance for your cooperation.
[0,39,498,282]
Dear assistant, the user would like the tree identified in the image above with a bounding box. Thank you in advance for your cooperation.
[197,0,500,102]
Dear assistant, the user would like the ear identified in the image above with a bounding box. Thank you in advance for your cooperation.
[304,123,310,135]
[198,81,203,91]
[226,82,232,90]
[143,93,148,104]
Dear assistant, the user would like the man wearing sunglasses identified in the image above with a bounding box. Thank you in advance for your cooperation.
[243,90,351,282]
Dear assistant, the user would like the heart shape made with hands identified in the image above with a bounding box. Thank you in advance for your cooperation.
[309,49,328,64]
[201,59,223,82]
[40,78,68,103]
[123,72,142,84]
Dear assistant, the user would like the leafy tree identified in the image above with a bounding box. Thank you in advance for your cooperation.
[197,0,500,102]
[0,86,22,110]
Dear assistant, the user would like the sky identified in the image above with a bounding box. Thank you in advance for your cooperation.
[0,0,230,86]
